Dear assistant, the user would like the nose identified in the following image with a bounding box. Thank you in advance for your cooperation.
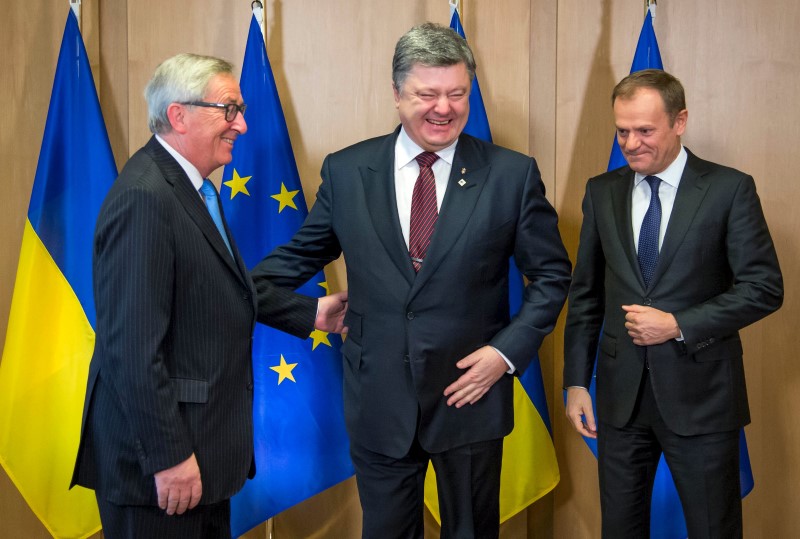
[622,132,639,152]
[233,110,247,134]
[433,95,452,115]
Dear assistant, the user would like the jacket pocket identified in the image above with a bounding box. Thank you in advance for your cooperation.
[171,377,208,403]
[600,333,617,358]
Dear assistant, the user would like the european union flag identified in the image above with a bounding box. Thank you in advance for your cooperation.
[221,15,353,537]
[587,8,754,538]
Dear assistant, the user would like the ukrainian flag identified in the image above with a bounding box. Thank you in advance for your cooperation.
[424,5,560,523]
[0,10,116,539]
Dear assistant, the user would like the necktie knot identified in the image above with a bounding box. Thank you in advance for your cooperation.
[200,178,218,199]
[645,175,661,195]
[415,151,439,169]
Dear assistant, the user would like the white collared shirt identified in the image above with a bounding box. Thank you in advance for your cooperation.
[632,146,688,251]
[155,134,205,196]
[394,128,457,247]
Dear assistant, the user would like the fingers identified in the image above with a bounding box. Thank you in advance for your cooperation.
[566,388,598,439]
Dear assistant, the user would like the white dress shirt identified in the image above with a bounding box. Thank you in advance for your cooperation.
[393,127,515,372]
[631,146,687,251]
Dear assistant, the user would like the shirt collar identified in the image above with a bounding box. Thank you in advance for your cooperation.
[395,126,458,170]
[155,134,205,191]
[634,145,687,190]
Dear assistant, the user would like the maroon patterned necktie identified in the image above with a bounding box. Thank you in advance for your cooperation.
[408,151,440,272]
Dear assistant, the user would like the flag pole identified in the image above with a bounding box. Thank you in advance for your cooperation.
[69,0,81,28]
[646,0,657,18]
[252,0,265,40]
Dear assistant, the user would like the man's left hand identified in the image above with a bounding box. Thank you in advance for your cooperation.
[444,346,508,408]
[622,304,681,345]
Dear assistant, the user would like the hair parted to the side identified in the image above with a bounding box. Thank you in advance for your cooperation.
[612,69,687,125]
[392,22,476,93]
[144,53,235,134]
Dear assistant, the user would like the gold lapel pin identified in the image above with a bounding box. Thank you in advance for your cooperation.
[461,167,467,174]
[458,179,467,187]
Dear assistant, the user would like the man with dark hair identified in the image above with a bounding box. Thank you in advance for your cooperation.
[564,68,783,538]
[252,22,571,538]
[71,53,346,538]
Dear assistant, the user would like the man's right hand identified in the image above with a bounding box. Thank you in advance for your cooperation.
[565,387,597,439]
[154,453,202,515]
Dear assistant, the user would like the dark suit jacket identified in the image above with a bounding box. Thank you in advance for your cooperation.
[252,128,571,458]
[71,137,317,505]
[564,149,783,436]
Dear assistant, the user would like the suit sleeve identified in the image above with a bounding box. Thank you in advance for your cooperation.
[673,174,783,350]
[251,154,343,293]
[563,180,606,388]
[489,157,572,373]
[93,186,193,476]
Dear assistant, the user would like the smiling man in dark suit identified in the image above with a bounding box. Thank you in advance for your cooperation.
[251,23,571,539]
[70,53,346,538]
[564,69,783,538]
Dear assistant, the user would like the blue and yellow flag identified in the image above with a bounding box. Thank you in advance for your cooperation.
[222,15,354,537]
[0,10,115,539]
[589,7,754,538]
[424,5,560,523]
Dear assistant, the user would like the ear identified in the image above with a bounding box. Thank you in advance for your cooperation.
[674,109,688,136]
[166,102,189,134]
[392,83,401,109]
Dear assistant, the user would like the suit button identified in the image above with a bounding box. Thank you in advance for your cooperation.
[643,298,653,306]
[406,312,415,320]
[247,382,253,390]
[404,355,410,363]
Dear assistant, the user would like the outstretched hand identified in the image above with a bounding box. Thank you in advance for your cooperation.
[316,290,349,334]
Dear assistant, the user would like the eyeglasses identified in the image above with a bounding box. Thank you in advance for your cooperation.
[181,101,247,122]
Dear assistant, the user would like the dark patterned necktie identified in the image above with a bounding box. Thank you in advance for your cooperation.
[638,175,661,287]
[408,152,439,272]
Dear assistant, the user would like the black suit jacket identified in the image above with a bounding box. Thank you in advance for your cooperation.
[71,137,317,505]
[252,128,571,458]
[564,149,783,435]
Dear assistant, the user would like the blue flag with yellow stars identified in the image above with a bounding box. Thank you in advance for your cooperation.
[221,15,353,537]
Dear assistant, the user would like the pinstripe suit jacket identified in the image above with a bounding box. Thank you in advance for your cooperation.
[71,137,317,506]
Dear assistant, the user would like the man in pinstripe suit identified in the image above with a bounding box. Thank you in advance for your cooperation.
[70,53,347,538]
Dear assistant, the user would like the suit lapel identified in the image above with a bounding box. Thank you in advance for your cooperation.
[611,168,645,288]
[409,135,488,298]
[650,151,710,287]
[361,129,416,286]
[145,137,246,284]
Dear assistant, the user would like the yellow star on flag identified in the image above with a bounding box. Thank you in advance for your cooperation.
[271,182,300,213]
[223,168,252,199]
[318,281,330,293]
[270,355,298,384]
[309,329,332,351]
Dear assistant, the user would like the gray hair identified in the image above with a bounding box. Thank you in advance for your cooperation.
[144,53,235,134]
[392,22,476,93]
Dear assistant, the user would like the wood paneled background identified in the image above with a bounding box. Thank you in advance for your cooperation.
[1,1,797,537]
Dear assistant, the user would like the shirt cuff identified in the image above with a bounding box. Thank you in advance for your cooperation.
[491,346,516,374]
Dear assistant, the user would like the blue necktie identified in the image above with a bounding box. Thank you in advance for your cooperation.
[200,179,234,258]
[638,175,661,288]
